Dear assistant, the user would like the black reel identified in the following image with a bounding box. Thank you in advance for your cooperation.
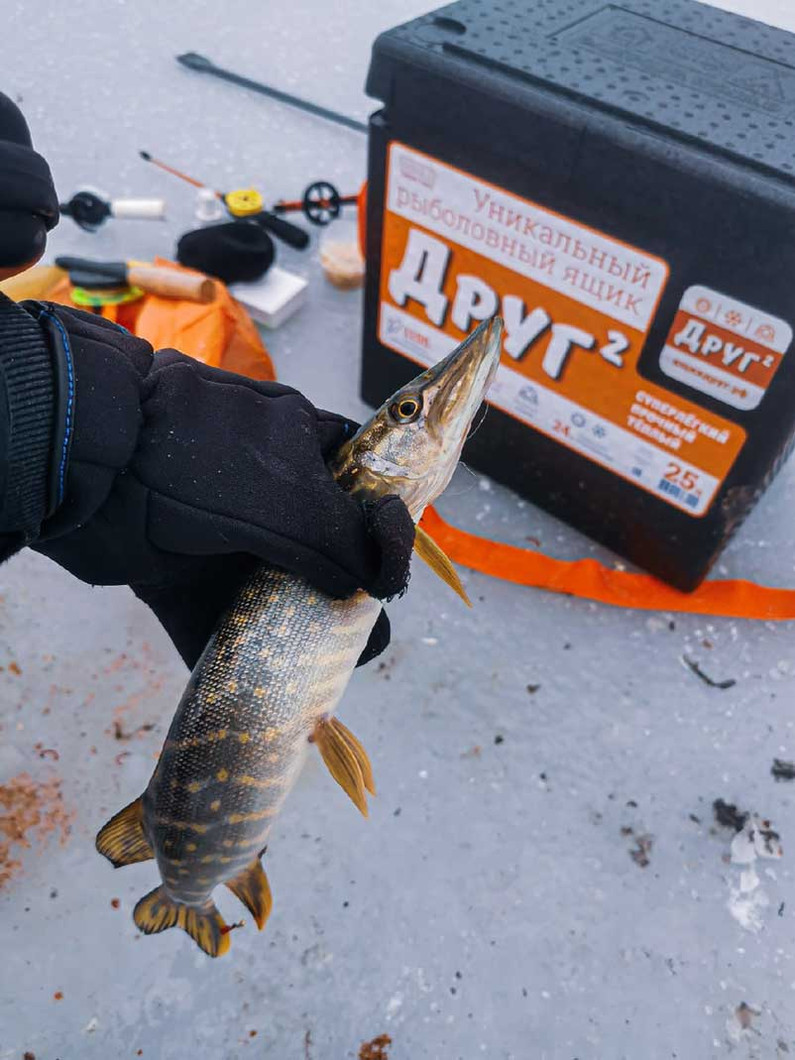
[59,191,112,232]
[302,181,341,226]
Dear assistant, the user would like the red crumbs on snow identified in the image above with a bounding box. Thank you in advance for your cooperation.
[0,772,72,890]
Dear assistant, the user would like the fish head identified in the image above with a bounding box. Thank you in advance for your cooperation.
[332,317,503,518]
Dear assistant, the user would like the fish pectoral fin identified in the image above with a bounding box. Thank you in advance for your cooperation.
[313,716,372,817]
[133,886,231,958]
[95,795,153,867]
[226,858,273,931]
[413,524,472,608]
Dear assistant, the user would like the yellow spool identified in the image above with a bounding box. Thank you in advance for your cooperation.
[225,188,264,217]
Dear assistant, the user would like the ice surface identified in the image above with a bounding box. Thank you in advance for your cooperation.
[2,1,795,1058]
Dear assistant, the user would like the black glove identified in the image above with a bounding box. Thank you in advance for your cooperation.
[0,96,406,667]
[9,302,414,667]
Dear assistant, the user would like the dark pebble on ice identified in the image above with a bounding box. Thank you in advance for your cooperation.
[771,758,795,782]
[713,799,748,832]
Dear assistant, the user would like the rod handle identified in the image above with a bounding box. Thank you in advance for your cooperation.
[127,265,216,302]
[110,198,166,220]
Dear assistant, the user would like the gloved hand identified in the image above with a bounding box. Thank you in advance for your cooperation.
[22,303,414,668]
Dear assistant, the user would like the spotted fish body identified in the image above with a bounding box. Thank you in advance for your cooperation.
[148,573,379,904]
[97,317,503,957]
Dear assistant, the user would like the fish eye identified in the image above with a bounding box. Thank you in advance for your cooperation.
[390,395,422,423]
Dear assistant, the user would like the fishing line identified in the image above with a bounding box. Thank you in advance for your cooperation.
[443,461,479,499]
[444,407,491,498]
[466,402,490,442]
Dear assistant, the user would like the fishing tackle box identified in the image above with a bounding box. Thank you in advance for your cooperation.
[361,0,795,590]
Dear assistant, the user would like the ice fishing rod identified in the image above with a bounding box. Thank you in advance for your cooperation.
[176,52,369,135]
[55,255,216,303]
[139,151,310,249]
[60,189,166,232]
[138,152,208,190]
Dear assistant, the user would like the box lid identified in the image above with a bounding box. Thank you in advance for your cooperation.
[367,0,795,181]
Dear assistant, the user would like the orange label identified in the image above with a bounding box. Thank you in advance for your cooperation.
[378,142,748,516]
[660,286,792,411]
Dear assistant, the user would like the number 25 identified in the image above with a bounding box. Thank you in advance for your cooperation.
[664,462,697,491]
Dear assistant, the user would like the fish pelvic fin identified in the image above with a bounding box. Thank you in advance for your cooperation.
[332,717,376,796]
[313,716,374,817]
[133,886,231,958]
[414,524,472,608]
[226,858,273,931]
[95,795,153,867]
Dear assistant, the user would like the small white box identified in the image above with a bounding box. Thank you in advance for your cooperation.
[231,266,308,329]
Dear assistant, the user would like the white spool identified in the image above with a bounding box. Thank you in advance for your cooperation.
[195,187,226,224]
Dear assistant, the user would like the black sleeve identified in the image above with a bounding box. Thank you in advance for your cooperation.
[0,90,62,558]
[0,293,62,561]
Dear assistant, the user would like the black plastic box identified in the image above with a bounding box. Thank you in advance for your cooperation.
[362,0,795,590]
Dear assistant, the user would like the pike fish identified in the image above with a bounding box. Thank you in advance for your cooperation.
[96,317,503,957]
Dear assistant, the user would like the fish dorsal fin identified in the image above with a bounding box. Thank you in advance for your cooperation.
[133,886,231,958]
[96,796,153,867]
[414,524,472,607]
[226,858,273,931]
[313,716,374,817]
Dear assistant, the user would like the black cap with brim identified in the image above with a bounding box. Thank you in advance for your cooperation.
[0,93,59,267]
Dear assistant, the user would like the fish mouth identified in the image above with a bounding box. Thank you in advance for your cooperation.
[329,316,504,513]
[425,316,503,439]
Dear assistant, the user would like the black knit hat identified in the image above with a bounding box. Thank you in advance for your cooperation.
[0,93,59,268]
[177,221,275,284]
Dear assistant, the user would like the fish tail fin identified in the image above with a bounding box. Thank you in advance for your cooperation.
[226,858,273,930]
[179,902,231,958]
[133,886,231,958]
[96,795,153,867]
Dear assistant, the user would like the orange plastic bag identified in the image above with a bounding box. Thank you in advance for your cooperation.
[34,259,275,381]
[421,506,795,622]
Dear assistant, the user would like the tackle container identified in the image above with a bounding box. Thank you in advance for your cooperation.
[361,0,795,590]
